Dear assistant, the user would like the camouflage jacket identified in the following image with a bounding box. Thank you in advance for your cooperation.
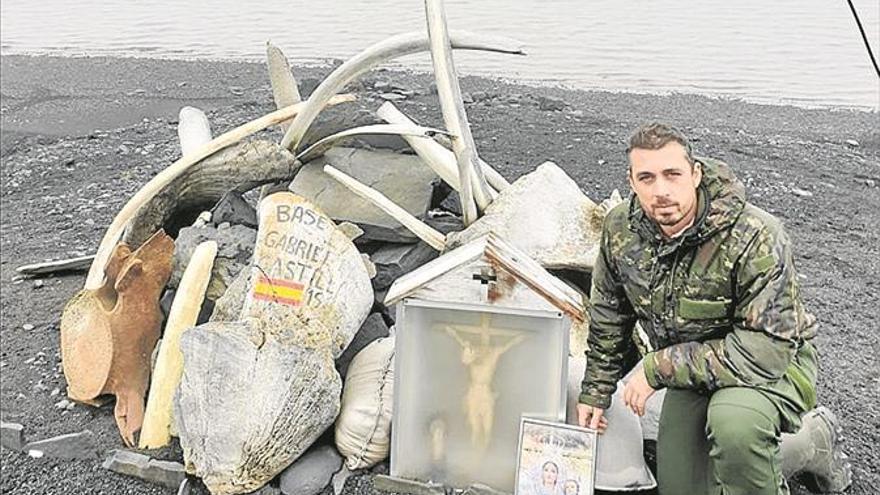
[580,158,817,409]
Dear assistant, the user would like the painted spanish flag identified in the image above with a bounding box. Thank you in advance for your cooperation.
[252,275,304,306]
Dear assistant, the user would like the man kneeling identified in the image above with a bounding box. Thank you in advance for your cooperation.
[577,123,850,494]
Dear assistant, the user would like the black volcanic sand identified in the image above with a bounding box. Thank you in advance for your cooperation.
[1,55,878,495]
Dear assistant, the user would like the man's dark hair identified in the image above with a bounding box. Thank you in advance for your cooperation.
[626,122,695,167]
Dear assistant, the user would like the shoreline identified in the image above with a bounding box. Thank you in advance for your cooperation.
[2,50,878,113]
[2,54,877,143]
[1,53,878,495]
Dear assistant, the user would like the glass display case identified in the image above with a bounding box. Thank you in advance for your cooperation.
[391,293,569,491]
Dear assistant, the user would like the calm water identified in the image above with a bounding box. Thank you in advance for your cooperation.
[2,0,878,109]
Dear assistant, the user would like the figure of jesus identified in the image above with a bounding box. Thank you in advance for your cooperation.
[441,314,527,450]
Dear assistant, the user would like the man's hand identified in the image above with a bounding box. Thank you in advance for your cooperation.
[576,404,608,433]
[622,365,657,416]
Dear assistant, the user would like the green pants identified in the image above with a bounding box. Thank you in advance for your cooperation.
[656,343,818,495]
[658,387,787,495]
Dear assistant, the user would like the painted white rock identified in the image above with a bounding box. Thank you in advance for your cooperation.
[175,192,373,494]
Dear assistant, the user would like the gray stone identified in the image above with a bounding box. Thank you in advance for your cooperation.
[212,191,258,229]
[25,430,97,459]
[439,191,463,216]
[470,91,494,102]
[102,449,187,488]
[336,313,390,378]
[209,266,251,322]
[362,253,377,279]
[350,134,411,153]
[424,213,464,235]
[537,95,566,111]
[169,224,257,301]
[279,445,343,495]
[446,162,603,271]
[373,475,446,495]
[371,242,438,291]
[1,422,25,451]
[147,459,188,488]
[289,147,438,243]
[379,93,406,101]
[338,222,365,241]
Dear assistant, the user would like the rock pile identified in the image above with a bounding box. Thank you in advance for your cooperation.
[40,5,612,493]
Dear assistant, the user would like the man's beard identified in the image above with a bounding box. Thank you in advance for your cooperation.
[651,203,684,225]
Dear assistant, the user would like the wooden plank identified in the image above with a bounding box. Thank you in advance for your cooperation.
[384,236,487,305]
[485,234,586,322]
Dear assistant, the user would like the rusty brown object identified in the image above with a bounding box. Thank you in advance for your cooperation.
[60,230,174,446]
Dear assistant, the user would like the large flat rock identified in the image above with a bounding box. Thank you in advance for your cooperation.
[446,162,603,271]
[370,242,438,291]
[102,450,186,488]
[24,430,97,459]
[289,147,437,243]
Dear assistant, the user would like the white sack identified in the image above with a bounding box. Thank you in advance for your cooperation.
[335,335,395,470]
[566,355,657,491]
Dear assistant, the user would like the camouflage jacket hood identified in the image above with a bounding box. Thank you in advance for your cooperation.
[580,158,817,412]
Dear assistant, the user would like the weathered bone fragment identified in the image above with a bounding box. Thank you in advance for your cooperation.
[84,95,354,291]
[281,30,525,152]
[60,230,174,447]
[122,140,298,248]
[175,192,372,494]
[424,0,495,223]
[139,241,217,449]
[266,42,302,132]
[261,42,304,200]
[376,102,508,194]
[177,107,213,156]
[323,165,446,251]
[295,124,451,164]
[446,162,603,272]
[16,255,94,276]
[192,211,213,228]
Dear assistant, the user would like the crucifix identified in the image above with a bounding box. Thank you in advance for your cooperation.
[438,312,528,450]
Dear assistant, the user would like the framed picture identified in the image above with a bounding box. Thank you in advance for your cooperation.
[514,417,598,495]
